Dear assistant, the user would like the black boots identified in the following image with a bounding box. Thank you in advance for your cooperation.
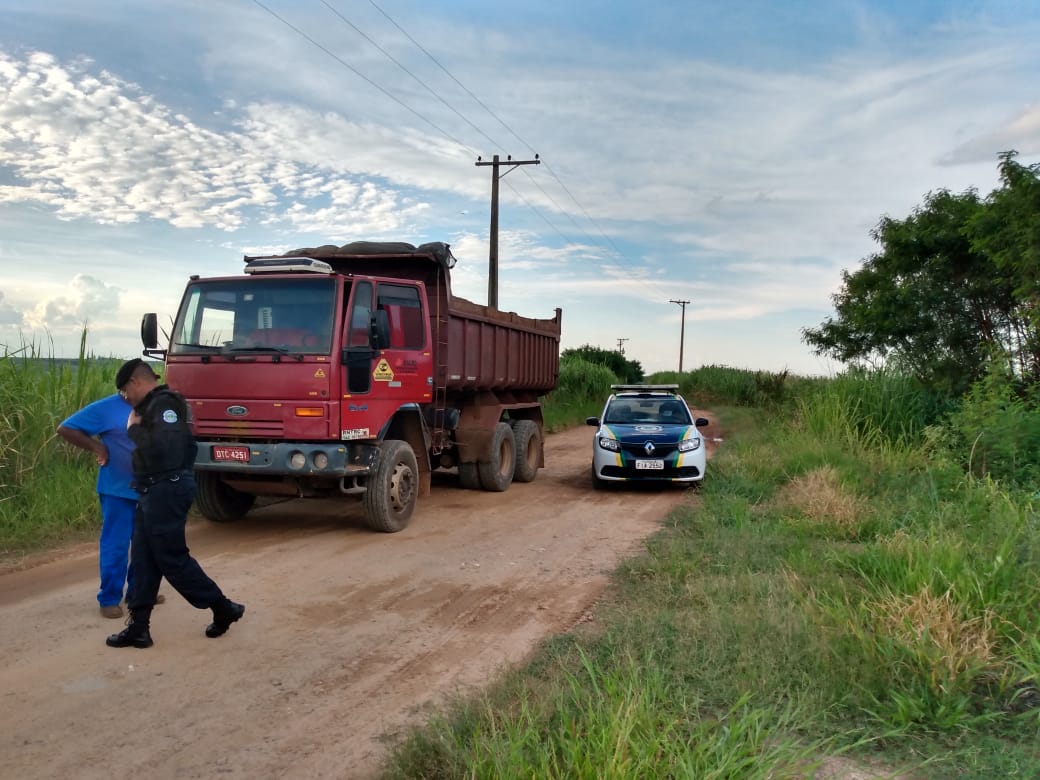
[105,602,244,644]
[205,600,245,638]
[106,620,153,649]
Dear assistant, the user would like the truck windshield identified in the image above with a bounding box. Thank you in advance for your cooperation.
[170,277,337,356]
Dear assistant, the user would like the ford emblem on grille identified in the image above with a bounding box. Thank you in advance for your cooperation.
[227,405,248,416]
[644,441,656,455]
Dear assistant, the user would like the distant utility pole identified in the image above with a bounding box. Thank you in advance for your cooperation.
[616,338,628,355]
[669,299,689,373]
[475,153,540,308]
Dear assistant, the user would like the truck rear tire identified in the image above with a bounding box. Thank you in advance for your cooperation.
[478,422,516,492]
[363,439,418,532]
[511,420,541,483]
[194,471,256,522]
[458,461,481,490]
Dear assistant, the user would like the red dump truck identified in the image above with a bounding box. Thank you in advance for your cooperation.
[140,241,562,532]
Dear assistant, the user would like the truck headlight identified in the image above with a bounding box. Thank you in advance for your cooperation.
[598,436,621,452]
[677,437,702,453]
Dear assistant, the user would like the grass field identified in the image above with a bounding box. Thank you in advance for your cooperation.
[380,371,1040,779]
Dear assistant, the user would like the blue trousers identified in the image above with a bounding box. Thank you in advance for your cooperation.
[97,493,136,607]
[126,473,225,615]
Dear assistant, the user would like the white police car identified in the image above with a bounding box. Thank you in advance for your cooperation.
[586,384,709,489]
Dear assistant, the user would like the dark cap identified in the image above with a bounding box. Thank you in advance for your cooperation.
[115,358,157,390]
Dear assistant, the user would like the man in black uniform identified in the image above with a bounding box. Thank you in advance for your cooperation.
[106,358,245,649]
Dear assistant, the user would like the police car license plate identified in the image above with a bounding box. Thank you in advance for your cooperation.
[635,459,664,470]
[213,445,250,463]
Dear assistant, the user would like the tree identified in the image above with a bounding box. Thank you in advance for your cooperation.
[561,345,644,384]
[967,151,1040,379]
[803,154,1037,396]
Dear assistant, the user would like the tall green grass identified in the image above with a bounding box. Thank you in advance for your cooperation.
[796,367,948,449]
[0,334,123,554]
[935,361,1040,488]
[542,356,618,431]
[651,365,797,408]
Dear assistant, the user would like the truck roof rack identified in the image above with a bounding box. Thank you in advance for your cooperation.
[244,257,334,275]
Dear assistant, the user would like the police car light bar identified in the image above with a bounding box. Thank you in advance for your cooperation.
[610,384,679,392]
[244,257,334,275]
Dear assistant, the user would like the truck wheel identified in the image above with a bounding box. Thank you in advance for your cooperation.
[363,439,418,532]
[478,422,516,492]
[511,420,541,483]
[458,461,481,490]
[194,471,255,522]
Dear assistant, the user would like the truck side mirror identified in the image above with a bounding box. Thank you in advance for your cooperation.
[371,309,390,350]
[141,313,158,349]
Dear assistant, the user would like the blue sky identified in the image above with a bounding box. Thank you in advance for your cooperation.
[1,1,1038,376]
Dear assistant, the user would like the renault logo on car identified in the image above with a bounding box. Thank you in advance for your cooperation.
[227,405,248,416]
[644,441,655,455]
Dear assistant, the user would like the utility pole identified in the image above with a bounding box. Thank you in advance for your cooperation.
[669,299,689,373]
[616,338,628,355]
[475,153,540,308]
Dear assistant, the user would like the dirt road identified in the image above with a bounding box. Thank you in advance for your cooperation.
[0,419,718,780]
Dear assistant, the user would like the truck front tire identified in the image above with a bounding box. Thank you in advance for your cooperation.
[478,422,516,492]
[194,471,256,522]
[364,439,418,532]
[511,420,541,483]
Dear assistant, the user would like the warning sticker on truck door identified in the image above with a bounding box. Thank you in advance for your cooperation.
[373,358,395,381]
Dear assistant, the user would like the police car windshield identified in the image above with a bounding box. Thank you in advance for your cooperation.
[604,396,690,425]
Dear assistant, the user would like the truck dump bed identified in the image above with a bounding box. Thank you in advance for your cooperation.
[250,242,561,395]
[443,295,560,393]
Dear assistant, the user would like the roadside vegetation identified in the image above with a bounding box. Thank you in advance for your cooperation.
[384,366,1040,779]
[0,336,129,556]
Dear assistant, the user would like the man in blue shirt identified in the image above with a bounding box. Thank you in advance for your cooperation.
[58,392,143,618]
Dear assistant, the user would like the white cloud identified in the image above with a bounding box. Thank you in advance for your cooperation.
[23,273,121,330]
[941,103,1040,165]
[0,51,436,235]
[0,290,24,326]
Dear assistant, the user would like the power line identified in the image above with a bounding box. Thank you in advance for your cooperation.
[314,1,622,268]
[365,0,537,153]
[254,0,590,258]
[250,0,474,153]
[364,0,627,261]
[250,0,682,317]
[319,0,502,154]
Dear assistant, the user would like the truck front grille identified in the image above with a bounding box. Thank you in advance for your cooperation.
[193,419,284,438]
